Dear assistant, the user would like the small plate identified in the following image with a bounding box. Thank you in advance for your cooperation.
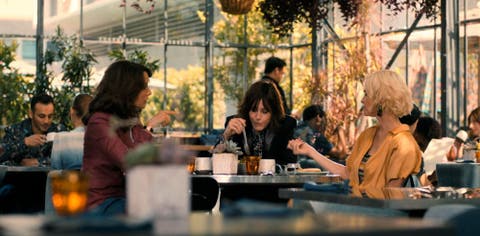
[296,171,329,175]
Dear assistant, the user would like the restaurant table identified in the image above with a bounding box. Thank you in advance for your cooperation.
[0,212,453,235]
[196,173,342,186]
[192,173,342,208]
[0,165,51,213]
[436,162,480,187]
[279,187,480,217]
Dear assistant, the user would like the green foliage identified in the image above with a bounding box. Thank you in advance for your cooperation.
[258,0,336,38]
[212,2,286,103]
[42,26,97,128]
[177,85,200,130]
[213,3,314,114]
[0,40,34,126]
[108,48,160,73]
[157,66,207,130]
[258,0,439,38]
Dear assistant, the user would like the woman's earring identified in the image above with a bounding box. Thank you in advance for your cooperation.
[376,105,383,116]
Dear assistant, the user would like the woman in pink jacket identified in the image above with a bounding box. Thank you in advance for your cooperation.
[82,60,173,216]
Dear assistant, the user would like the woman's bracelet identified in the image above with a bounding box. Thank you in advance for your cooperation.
[143,125,153,132]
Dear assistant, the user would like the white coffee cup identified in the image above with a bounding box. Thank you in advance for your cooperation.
[46,132,57,142]
[259,159,276,174]
[195,157,212,174]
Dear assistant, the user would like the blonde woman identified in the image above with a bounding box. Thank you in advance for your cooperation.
[288,70,422,194]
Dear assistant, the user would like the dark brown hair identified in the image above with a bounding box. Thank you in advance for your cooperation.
[84,60,151,123]
[30,93,54,112]
[468,107,480,126]
[237,80,285,131]
[413,116,442,152]
[72,94,93,119]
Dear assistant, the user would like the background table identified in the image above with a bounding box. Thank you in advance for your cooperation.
[436,162,480,187]
[0,212,453,235]
[0,166,51,213]
[279,187,480,217]
[192,174,342,207]
[197,173,342,186]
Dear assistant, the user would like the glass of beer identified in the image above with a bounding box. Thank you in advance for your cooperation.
[187,157,196,174]
[51,171,89,216]
[244,155,261,175]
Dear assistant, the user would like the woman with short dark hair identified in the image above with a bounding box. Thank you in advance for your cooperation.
[219,80,296,165]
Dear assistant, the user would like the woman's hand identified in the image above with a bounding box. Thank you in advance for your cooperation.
[287,138,314,156]
[146,110,176,129]
[224,118,246,140]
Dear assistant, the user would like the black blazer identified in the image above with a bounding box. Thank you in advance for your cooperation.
[225,115,297,165]
[261,76,291,115]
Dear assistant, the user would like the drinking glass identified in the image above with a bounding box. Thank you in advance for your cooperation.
[51,171,89,216]
[244,156,261,175]
[187,157,196,174]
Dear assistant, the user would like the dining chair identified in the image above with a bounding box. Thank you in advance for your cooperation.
[190,177,219,212]
[44,170,62,215]
[0,165,6,184]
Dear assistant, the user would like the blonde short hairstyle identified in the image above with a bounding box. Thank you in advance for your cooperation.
[364,70,413,117]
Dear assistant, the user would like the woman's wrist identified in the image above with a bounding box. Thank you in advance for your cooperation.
[144,125,153,132]
[223,132,230,141]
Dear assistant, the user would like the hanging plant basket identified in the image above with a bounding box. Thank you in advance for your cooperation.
[219,0,255,15]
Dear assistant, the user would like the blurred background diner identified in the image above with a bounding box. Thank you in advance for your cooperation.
[50,93,93,170]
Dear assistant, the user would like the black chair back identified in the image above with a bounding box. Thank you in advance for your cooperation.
[191,177,219,211]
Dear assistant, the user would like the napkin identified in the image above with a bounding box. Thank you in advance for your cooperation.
[423,137,454,175]
[222,199,304,218]
[303,180,350,194]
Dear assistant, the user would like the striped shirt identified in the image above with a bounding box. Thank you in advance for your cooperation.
[358,152,372,184]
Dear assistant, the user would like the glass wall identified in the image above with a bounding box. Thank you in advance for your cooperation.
[1,0,478,136]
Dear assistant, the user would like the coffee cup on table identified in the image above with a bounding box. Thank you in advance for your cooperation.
[285,163,299,175]
[46,132,57,142]
[259,159,276,175]
[195,157,212,175]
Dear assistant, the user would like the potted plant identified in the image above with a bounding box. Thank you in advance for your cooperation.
[258,0,440,38]
[219,0,256,15]
[211,140,243,174]
[124,139,191,219]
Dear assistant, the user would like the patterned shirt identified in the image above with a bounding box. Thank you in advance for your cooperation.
[0,118,65,165]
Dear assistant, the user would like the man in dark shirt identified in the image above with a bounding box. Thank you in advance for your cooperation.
[261,56,291,115]
[295,105,333,168]
[0,94,65,166]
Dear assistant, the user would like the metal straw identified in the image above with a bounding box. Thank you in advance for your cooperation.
[242,129,250,156]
